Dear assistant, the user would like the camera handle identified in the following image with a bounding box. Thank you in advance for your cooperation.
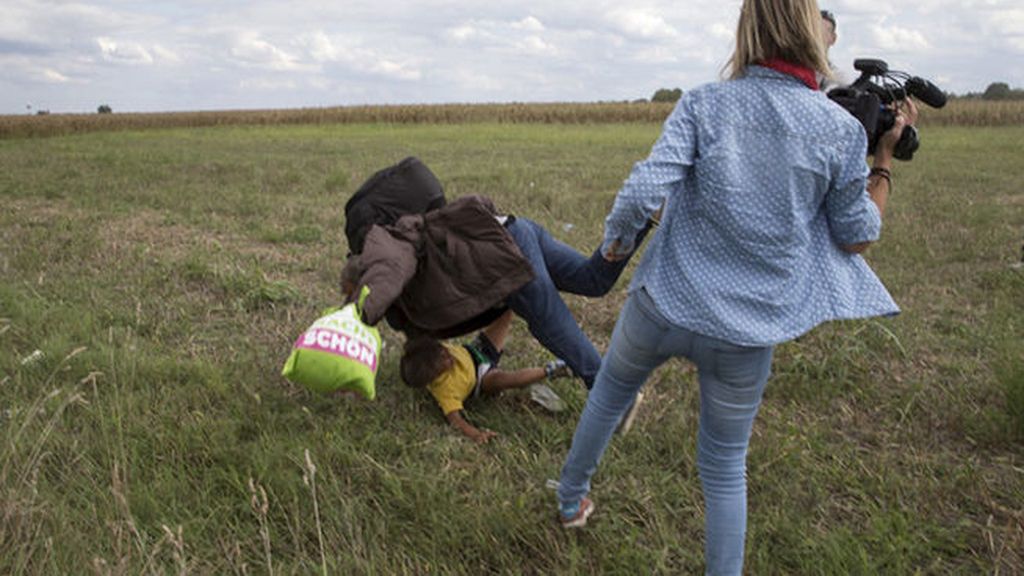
[893,125,920,161]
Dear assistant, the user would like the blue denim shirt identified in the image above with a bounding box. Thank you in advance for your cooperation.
[603,66,899,346]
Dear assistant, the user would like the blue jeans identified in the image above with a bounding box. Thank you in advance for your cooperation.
[504,218,636,388]
[558,288,772,576]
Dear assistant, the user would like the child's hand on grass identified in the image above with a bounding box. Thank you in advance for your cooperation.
[473,429,498,444]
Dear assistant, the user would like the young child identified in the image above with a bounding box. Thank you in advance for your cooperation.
[400,310,569,443]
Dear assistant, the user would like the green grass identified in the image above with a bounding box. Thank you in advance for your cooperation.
[1,123,1022,574]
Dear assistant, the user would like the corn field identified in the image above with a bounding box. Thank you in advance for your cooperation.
[0,99,1021,139]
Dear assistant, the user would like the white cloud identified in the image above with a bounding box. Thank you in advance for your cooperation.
[447,19,524,46]
[515,35,557,56]
[151,45,181,64]
[443,17,561,58]
[305,31,343,62]
[512,16,545,32]
[710,23,734,41]
[41,68,70,83]
[870,25,931,52]
[447,25,483,43]
[368,59,422,81]
[0,55,74,84]
[230,32,309,71]
[605,9,679,40]
[97,37,154,64]
[297,31,422,81]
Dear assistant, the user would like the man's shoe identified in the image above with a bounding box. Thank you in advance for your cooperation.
[545,359,571,380]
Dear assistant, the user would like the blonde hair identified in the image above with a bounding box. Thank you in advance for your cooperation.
[726,0,831,80]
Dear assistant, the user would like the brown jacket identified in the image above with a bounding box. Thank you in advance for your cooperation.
[348,195,535,337]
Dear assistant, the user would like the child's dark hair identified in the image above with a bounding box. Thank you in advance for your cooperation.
[400,336,449,388]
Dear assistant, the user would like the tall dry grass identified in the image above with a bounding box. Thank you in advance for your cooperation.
[3,99,1021,140]
[918,98,1024,126]
[0,102,673,139]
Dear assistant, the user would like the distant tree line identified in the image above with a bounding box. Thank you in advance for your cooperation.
[978,82,1024,100]
[651,88,683,103]
[944,82,1024,101]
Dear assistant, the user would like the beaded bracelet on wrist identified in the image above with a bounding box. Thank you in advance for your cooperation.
[869,166,892,188]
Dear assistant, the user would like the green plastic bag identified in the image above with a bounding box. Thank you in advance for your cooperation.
[281,287,381,400]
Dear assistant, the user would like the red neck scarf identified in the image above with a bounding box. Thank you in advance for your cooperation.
[760,58,819,90]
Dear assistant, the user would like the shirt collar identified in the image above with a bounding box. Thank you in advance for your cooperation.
[750,59,819,90]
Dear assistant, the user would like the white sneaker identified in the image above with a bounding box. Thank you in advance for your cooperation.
[529,383,567,412]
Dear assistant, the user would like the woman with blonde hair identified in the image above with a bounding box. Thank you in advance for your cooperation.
[555,0,917,573]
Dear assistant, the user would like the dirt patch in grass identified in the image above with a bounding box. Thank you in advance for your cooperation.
[994,194,1024,206]
[86,204,332,297]
[92,207,273,264]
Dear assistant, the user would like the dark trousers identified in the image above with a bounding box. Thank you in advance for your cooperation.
[504,218,640,388]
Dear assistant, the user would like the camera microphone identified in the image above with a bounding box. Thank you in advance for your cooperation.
[905,77,947,109]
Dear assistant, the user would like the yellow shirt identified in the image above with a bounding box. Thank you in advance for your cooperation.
[426,344,477,415]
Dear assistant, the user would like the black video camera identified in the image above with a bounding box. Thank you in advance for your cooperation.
[827,59,946,161]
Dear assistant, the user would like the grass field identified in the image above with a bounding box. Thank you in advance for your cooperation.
[1,121,1022,574]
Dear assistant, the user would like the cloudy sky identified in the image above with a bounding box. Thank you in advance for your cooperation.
[2,0,1022,114]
